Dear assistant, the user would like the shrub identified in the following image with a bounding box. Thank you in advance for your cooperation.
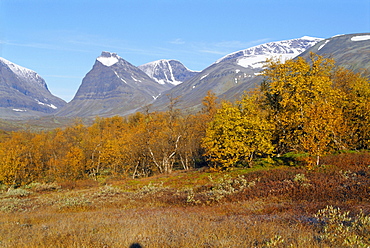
[0,198,31,212]
[57,195,92,211]
[6,188,31,197]
[25,182,61,192]
[94,184,122,197]
[190,175,258,203]
[315,205,370,247]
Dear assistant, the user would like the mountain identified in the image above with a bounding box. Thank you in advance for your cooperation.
[56,52,169,117]
[138,59,198,86]
[0,57,66,119]
[4,34,367,121]
[149,36,322,112]
[298,33,370,74]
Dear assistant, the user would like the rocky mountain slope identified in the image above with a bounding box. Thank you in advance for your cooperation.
[298,33,370,74]
[138,59,198,86]
[56,52,169,117]
[2,33,368,120]
[0,57,66,119]
[149,36,322,112]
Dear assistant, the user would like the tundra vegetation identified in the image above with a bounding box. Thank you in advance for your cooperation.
[0,53,369,247]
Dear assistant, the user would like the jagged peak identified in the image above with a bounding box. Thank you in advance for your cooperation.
[140,59,178,67]
[100,51,119,58]
[139,59,199,73]
[96,51,121,67]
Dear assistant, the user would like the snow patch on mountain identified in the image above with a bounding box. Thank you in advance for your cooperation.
[0,57,46,88]
[13,109,27,112]
[139,59,197,86]
[200,74,209,80]
[97,56,118,67]
[97,52,120,67]
[300,36,321,41]
[152,93,161,100]
[35,99,57,109]
[351,35,370,41]
[318,40,330,50]
[131,76,141,82]
[113,70,127,84]
[1,57,35,77]
[216,36,323,69]
[139,60,181,85]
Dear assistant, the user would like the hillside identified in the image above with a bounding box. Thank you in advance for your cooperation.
[0,58,66,119]
[148,36,322,112]
[299,33,370,74]
[56,52,169,117]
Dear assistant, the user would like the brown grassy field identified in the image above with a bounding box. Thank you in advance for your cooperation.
[0,152,369,247]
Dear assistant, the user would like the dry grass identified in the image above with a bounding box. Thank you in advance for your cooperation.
[0,202,320,248]
[0,152,369,247]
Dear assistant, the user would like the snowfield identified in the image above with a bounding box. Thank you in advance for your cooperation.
[351,35,370,41]
[139,59,185,86]
[216,36,323,69]
[237,53,301,69]
[97,56,119,67]
[318,40,330,50]
[0,57,46,88]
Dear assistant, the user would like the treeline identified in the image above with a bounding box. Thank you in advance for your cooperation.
[0,53,369,185]
[0,94,217,185]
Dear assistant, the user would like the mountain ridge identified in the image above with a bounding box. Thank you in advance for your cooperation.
[138,59,199,86]
[298,33,370,74]
[0,57,66,119]
[55,52,169,117]
[147,36,323,113]
[1,33,369,120]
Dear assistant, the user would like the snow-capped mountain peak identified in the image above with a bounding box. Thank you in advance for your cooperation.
[0,57,47,89]
[96,51,121,67]
[0,57,66,117]
[300,36,322,41]
[215,36,323,69]
[139,59,198,86]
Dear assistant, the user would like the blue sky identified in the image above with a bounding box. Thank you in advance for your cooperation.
[1,0,369,102]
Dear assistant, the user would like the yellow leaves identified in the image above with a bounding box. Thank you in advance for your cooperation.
[202,95,274,169]
[300,100,346,167]
[0,54,368,182]
[261,53,341,154]
[259,52,370,167]
[331,67,370,150]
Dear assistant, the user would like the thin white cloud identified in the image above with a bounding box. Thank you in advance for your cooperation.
[199,49,226,55]
[43,75,82,79]
[213,39,271,49]
[169,38,185,45]
[0,39,91,53]
[196,38,271,56]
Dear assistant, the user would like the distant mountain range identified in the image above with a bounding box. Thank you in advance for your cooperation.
[56,52,169,117]
[149,36,323,112]
[0,33,369,119]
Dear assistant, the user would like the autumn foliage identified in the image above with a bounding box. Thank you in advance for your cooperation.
[0,53,369,185]
[0,92,218,185]
[203,53,370,169]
